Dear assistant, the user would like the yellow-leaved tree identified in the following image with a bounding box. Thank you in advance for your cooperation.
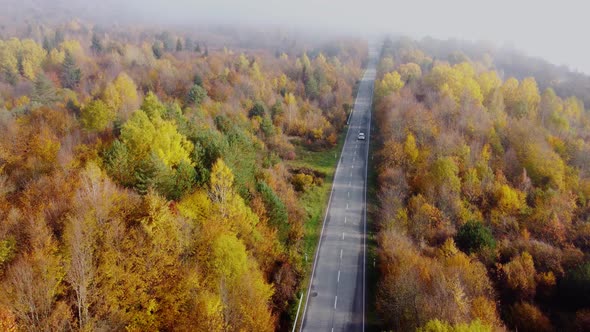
[376,71,404,98]
[103,72,139,118]
[398,62,422,82]
[208,233,274,331]
[426,62,483,106]
[477,70,501,106]
[120,109,193,167]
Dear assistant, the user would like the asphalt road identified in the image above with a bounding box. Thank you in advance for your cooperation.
[300,47,378,332]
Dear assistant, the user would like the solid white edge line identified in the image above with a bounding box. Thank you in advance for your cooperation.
[291,293,304,332]
[298,64,364,332]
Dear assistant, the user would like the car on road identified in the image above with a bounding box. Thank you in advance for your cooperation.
[357,132,365,140]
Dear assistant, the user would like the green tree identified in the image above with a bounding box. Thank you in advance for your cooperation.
[186,84,207,106]
[304,71,319,99]
[193,74,203,86]
[42,36,51,51]
[103,139,133,186]
[257,180,288,243]
[154,159,196,200]
[91,33,103,54]
[184,38,194,51]
[175,38,182,52]
[248,101,266,118]
[60,50,81,89]
[31,74,58,105]
[141,91,166,120]
[455,220,496,254]
[152,41,163,59]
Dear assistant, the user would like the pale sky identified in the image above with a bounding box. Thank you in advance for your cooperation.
[85,0,590,73]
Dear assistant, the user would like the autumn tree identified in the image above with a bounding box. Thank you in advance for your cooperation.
[0,26,367,332]
[425,62,483,106]
[208,233,274,331]
[80,99,114,132]
[376,71,404,98]
[19,39,47,80]
[2,215,70,331]
[502,77,540,119]
[103,72,139,118]
[398,62,422,82]
[209,158,234,217]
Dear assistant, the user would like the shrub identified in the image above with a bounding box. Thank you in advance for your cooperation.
[291,173,313,192]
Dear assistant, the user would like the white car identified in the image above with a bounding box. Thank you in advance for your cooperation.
[357,132,365,140]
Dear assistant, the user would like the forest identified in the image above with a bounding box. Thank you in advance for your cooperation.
[373,37,590,331]
[0,19,367,331]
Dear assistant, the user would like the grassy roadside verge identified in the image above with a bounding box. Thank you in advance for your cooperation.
[287,129,347,330]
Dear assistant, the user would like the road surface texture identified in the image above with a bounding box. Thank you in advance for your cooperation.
[300,46,378,332]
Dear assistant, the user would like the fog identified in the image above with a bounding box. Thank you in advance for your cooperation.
[3,0,589,73]
[120,0,590,73]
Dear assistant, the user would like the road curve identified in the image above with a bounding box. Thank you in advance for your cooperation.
[300,46,378,332]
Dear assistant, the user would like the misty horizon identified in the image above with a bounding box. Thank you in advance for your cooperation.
[1,0,588,73]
